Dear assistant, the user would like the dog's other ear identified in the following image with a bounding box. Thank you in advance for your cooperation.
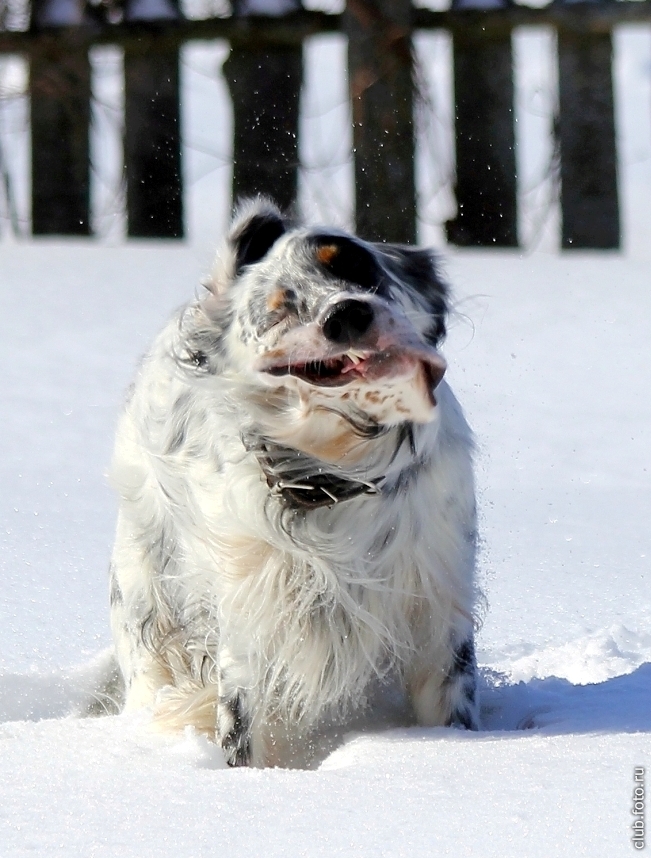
[206,199,289,296]
[229,198,290,276]
[377,244,449,345]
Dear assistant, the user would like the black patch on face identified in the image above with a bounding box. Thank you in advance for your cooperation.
[232,212,287,276]
[312,234,385,293]
[376,244,448,343]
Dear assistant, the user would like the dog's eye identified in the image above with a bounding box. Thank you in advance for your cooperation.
[188,350,208,368]
[267,287,297,315]
[313,235,381,292]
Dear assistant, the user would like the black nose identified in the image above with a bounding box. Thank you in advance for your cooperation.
[322,300,374,345]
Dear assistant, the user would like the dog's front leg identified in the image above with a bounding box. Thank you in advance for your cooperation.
[407,637,479,731]
[217,647,255,767]
[110,512,175,712]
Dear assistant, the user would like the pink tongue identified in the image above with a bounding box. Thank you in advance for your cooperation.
[341,356,376,378]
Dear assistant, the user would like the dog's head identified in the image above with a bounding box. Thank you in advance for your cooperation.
[205,199,447,409]
[183,200,449,464]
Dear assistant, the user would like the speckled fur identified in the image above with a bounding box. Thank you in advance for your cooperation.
[109,199,480,767]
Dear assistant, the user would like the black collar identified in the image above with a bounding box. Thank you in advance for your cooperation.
[244,436,381,510]
[262,465,380,509]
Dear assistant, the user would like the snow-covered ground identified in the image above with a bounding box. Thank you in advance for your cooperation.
[1,22,650,858]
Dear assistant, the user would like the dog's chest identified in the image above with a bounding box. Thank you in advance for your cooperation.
[174,460,444,651]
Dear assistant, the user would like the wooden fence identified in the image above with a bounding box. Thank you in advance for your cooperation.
[1,1,651,247]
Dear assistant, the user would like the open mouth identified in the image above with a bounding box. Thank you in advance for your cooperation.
[261,348,445,399]
[263,350,370,386]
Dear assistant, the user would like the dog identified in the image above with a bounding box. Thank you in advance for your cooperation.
[108,198,479,767]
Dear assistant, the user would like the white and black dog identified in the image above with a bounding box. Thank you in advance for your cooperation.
[109,199,479,767]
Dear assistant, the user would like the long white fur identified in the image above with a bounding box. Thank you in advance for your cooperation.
[109,205,478,766]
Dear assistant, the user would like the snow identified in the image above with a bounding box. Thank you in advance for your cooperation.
[0,716,641,858]
[1,23,650,858]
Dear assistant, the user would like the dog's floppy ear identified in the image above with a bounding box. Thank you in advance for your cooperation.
[229,198,289,276]
[377,244,449,345]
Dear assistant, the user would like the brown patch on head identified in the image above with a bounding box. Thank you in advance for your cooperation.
[267,288,288,312]
[316,244,340,266]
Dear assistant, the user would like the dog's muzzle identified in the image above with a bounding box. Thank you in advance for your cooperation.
[321,299,374,347]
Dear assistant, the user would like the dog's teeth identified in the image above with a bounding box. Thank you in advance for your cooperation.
[349,350,368,364]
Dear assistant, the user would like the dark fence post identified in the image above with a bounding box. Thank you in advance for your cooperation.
[123,0,184,238]
[223,2,303,213]
[344,0,415,244]
[30,0,91,235]
[557,28,619,249]
[223,47,303,212]
[447,18,517,247]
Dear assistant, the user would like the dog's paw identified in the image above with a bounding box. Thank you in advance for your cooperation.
[218,694,252,767]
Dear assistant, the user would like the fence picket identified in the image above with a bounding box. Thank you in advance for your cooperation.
[345,0,416,244]
[124,45,183,238]
[447,26,517,247]
[558,30,619,249]
[223,44,303,213]
[30,43,91,235]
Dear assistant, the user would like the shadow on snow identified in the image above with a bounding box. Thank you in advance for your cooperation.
[1,655,649,737]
